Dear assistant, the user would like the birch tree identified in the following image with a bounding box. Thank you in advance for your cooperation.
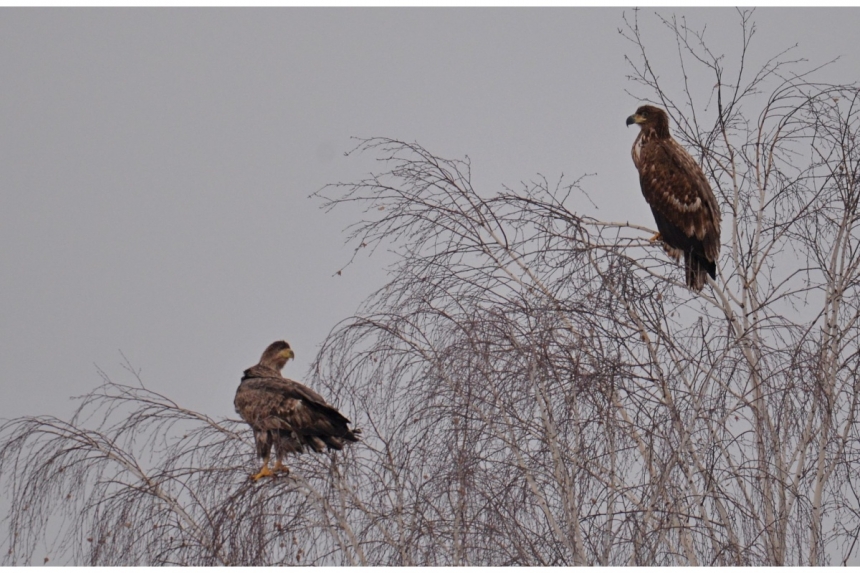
[2,9,859,565]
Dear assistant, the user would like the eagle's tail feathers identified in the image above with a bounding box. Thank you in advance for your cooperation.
[685,253,715,292]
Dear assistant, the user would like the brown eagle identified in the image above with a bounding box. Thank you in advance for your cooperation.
[234,340,360,480]
[626,105,721,291]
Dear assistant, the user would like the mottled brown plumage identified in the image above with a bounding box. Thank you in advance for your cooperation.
[234,340,360,480]
[626,105,721,291]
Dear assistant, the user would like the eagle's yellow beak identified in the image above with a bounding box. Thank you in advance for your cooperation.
[279,348,295,361]
[626,113,645,127]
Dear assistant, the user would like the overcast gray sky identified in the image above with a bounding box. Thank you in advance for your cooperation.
[1,8,858,423]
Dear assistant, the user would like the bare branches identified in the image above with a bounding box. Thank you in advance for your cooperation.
[0,376,365,565]
[2,10,860,566]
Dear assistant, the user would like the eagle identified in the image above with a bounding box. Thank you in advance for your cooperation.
[626,105,721,291]
[234,340,360,480]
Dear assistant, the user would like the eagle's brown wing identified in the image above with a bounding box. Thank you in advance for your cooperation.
[234,375,358,454]
[637,138,721,289]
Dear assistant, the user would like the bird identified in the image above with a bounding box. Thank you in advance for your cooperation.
[234,340,360,480]
[626,105,721,291]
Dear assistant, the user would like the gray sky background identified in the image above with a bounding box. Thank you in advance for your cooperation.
[1,8,858,424]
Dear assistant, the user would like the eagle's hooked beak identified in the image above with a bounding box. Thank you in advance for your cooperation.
[626,114,644,127]
[280,348,295,362]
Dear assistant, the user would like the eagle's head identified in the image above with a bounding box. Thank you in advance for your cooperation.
[259,340,295,371]
[626,105,670,138]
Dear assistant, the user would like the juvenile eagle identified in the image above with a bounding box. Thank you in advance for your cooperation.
[626,105,721,291]
[234,340,360,480]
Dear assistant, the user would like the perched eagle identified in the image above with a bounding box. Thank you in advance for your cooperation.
[626,105,721,291]
[234,341,360,480]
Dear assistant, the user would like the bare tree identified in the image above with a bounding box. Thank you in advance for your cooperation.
[2,9,860,565]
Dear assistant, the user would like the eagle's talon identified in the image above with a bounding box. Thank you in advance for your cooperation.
[273,461,290,475]
[648,232,662,243]
[251,465,275,481]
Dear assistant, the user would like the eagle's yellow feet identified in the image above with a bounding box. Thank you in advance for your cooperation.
[273,461,290,475]
[648,232,662,243]
[251,465,275,481]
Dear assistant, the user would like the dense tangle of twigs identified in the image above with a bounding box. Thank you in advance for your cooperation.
[3,9,860,565]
